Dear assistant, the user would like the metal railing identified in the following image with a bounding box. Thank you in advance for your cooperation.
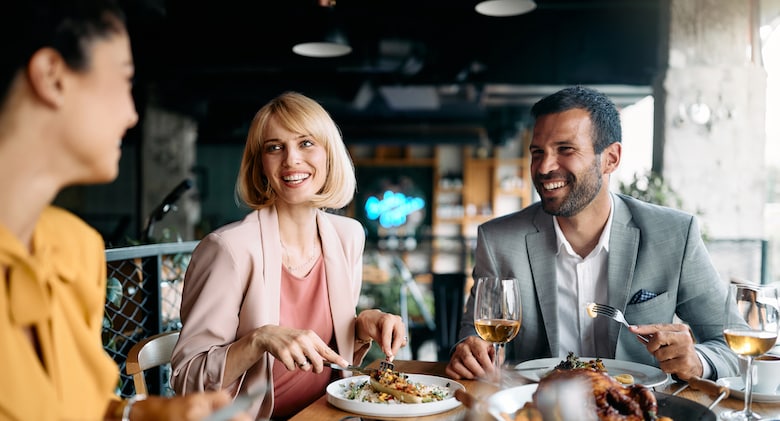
[102,241,197,398]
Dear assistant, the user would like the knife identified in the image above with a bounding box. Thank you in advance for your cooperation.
[325,362,374,376]
[671,376,730,410]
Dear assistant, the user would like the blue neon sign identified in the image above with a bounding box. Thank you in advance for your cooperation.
[364,190,426,228]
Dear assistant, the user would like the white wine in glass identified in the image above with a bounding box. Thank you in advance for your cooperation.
[474,276,522,383]
[720,283,779,421]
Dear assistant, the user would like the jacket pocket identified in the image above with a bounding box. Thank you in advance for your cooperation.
[624,291,672,324]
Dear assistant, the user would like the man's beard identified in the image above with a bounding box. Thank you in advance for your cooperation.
[539,159,602,217]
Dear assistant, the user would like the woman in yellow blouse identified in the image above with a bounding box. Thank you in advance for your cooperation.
[0,1,248,420]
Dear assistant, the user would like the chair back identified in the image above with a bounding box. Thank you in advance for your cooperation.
[432,273,466,361]
[125,330,180,395]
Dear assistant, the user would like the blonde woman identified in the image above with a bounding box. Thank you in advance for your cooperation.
[172,92,407,420]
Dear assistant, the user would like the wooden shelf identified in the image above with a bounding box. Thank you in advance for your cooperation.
[352,157,435,166]
[346,140,531,275]
[349,145,435,167]
[431,140,532,273]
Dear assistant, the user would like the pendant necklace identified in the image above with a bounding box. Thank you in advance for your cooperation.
[280,241,319,272]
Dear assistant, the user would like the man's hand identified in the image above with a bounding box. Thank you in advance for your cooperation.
[630,323,702,380]
[444,336,495,380]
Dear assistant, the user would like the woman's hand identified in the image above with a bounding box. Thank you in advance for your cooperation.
[251,325,348,372]
[129,391,251,421]
[355,309,407,361]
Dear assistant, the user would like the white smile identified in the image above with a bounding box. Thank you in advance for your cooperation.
[283,173,310,184]
[543,181,567,190]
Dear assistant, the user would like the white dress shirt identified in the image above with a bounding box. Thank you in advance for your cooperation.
[554,200,614,358]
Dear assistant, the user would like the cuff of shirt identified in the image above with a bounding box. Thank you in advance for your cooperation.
[697,351,713,379]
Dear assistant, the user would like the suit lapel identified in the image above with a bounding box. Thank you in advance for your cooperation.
[528,209,559,355]
[606,195,640,350]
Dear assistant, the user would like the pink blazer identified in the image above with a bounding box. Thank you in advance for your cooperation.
[171,206,368,419]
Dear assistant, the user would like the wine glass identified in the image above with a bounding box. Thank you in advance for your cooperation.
[474,276,522,384]
[721,283,780,421]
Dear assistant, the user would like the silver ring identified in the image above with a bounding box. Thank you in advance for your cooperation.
[297,360,310,367]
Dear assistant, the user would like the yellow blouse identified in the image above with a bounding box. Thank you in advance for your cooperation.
[0,207,118,421]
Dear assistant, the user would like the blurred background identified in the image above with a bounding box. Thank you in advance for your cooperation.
[60,1,779,344]
[82,0,780,378]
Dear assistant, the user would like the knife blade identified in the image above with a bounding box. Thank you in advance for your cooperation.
[325,362,374,376]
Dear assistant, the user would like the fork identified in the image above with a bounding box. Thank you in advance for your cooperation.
[587,302,650,343]
[326,360,396,375]
[325,362,375,376]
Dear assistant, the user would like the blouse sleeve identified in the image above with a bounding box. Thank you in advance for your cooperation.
[171,233,248,395]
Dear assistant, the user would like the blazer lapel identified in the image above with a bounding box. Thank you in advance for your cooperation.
[316,211,356,356]
[528,209,559,355]
[606,195,640,350]
[257,207,282,323]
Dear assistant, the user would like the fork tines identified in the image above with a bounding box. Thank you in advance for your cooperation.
[379,360,394,372]
[589,302,651,343]
[593,303,617,316]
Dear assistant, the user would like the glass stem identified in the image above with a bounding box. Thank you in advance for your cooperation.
[743,356,755,417]
[494,343,504,384]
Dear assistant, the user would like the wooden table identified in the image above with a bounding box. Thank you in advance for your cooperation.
[289,360,780,421]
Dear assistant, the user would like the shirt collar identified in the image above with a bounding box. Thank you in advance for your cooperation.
[553,194,615,257]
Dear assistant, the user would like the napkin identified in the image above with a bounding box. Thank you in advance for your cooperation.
[629,289,657,305]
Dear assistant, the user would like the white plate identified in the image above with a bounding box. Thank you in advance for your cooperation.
[326,374,464,417]
[486,384,538,420]
[487,384,716,421]
[513,357,669,387]
[716,376,780,403]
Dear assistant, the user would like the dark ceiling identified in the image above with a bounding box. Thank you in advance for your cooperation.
[121,0,662,145]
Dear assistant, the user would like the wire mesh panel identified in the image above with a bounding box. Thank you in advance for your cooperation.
[103,241,197,398]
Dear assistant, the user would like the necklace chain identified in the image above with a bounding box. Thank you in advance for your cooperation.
[280,241,319,272]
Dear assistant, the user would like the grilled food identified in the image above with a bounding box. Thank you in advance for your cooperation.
[554,352,608,372]
[554,352,633,385]
[368,367,450,404]
[537,368,659,421]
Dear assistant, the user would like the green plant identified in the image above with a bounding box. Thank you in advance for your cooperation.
[619,170,709,241]
[357,258,435,362]
[102,276,124,394]
[103,276,123,346]
[618,170,684,209]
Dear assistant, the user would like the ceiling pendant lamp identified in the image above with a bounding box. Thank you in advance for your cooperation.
[292,0,352,58]
[475,0,536,17]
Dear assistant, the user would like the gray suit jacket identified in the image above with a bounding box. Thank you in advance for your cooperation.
[459,193,740,379]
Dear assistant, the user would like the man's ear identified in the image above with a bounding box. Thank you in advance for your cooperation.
[602,142,621,175]
[26,48,67,108]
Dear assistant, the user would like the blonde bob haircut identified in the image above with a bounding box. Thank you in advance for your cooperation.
[236,91,356,210]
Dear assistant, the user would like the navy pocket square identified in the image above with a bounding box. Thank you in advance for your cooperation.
[629,289,658,305]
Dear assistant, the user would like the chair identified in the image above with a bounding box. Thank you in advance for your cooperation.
[431,273,467,361]
[125,330,180,395]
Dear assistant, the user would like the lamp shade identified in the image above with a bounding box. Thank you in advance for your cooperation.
[292,25,352,58]
[292,42,352,58]
[292,2,351,58]
[475,0,536,17]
